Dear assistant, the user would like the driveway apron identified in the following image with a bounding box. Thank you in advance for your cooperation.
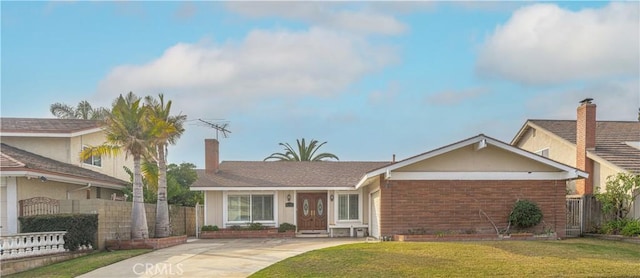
[77,238,361,278]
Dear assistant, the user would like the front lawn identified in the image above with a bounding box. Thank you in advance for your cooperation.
[251,238,640,277]
[5,249,151,278]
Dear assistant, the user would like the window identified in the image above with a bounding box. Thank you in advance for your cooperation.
[535,148,549,158]
[338,194,359,221]
[82,146,102,167]
[227,194,274,222]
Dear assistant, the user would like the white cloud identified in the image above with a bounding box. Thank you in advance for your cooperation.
[427,87,489,105]
[526,79,640,121]
[95,28,396,115]
[477,2,640,85]
[225,2,407,36]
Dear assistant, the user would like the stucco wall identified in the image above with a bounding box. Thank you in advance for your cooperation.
[70,132,132,181]
[514,128,576,167]
[379,180,566,237]
[278,190,295,225]
[204,191,223,227]
[17,178,91,201]
[1,133,133,182]
[516,128,625,194]
[399,144,558,172]
[1,137,70,163]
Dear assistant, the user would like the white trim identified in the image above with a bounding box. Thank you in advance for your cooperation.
[1,128,103,138]
[222,191,278,228]
[6,177,18,234]
[81,145,102,168]
[388,171,582,181]
[192,186,355,191]
[203,191,208,227]
[334,189,362,222]
[0,170,125,189]
[535,147,550,158]
[356,134,588,188]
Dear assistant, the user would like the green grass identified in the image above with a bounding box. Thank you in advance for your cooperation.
[251,239,640,277]
[5,249,151,278]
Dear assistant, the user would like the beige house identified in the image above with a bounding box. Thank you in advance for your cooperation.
[193,135,586,238]
[0,118,131,235]
[512,100,640,218]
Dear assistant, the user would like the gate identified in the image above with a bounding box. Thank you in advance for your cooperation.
[566,196,582,237]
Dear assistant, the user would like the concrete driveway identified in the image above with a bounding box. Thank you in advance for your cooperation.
[78,238,362,278]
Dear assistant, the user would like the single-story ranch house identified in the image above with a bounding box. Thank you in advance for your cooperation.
[192,134,587,238]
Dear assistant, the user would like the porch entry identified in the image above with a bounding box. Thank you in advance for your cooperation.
[297,193,327,231]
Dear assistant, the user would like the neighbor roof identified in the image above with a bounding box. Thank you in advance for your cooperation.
[193,161,391,190]
[0,143,128,188]
[513,120,640,173]
[0,118,102,136]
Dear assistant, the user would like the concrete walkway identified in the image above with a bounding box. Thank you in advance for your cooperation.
[78,238,362,278]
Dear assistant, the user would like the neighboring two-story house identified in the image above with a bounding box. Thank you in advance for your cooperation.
[0,118,131,235]
[512,100,640,219]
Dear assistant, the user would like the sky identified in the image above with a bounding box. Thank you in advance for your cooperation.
[2,1,639,168]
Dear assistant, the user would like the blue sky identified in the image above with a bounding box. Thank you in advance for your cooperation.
[2,1,639,168]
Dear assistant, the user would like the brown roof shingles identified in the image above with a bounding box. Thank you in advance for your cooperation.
[530,120,640,173]
[0,118,101,134]
[193,161,391,188]
[0,143,128,187]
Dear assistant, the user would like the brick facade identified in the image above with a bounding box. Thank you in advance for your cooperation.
[379,180,566,237]
[576,102,596,195]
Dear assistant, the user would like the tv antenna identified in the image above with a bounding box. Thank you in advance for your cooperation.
[197,119,231,140]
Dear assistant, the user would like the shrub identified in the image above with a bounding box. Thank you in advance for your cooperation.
[201,225,219,232]
[248,222,264,230]
[509,200,543,229]
[600,219,629,235]
[621,219,640,237]
[19,214,97,251]
[278,223,296,233]
[595,173,640,221]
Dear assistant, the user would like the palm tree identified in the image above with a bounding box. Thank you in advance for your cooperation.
[264,138,339,161]
[145,94,186,238]
[50,100,109,120]
[81,92,153,239]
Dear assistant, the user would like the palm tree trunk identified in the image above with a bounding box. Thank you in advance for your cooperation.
[155,145,171,238]
[131,155,149,239]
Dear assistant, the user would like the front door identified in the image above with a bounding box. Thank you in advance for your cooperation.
[297,193,327,231]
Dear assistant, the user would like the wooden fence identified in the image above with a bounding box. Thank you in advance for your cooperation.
[566,195,604,237]
[19,197,59,217]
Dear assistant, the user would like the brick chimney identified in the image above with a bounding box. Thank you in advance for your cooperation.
[575,98,596,195]
[205,139,219,174]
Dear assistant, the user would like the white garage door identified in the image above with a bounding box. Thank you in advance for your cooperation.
[370,190,381,239]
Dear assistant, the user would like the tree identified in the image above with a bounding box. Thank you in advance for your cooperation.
[595,172,640,221]
[145,94,187,238]
[167,163,203,207]
[122,162,203,207]
[81,92,153,239]
[50,100,109,120]
[264,138,339,161]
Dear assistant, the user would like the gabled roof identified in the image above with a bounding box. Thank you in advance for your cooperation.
[192,161,391,190]
[0,143,128,189]
[0,118,103,137]
[512,120,640,173]
[356,134,588,188]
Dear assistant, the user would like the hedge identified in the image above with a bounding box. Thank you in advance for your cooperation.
[19,213,97,251]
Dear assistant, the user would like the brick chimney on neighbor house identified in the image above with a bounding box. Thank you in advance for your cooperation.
[576,98,596,195]
[205,139,220,174]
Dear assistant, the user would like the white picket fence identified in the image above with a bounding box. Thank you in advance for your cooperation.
[0,231,91,260]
